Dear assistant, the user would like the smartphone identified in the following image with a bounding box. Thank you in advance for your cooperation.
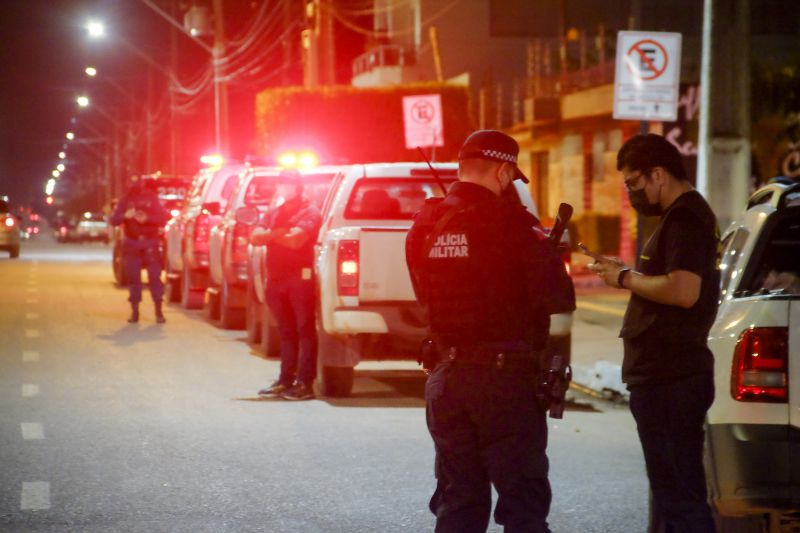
[578,242,602,261]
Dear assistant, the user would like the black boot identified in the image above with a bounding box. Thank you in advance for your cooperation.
[128,303,140,323]
[155,301,166,324]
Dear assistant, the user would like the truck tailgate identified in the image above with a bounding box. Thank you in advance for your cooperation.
[791,300,800,429]
[358,227,415,302]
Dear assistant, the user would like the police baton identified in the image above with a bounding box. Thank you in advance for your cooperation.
[417,147,448,196]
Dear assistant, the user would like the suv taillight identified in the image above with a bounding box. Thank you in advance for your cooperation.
[731,327,788,403]
[559,243,571,276]
[232,222,250,264]
[194,214,210,252]
[337,240,359,297]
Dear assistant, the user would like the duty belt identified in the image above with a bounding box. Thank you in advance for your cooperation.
[438,345,541,370]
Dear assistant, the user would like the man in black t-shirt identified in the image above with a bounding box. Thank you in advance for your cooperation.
[589,134,720,533]
[250,172,322,401]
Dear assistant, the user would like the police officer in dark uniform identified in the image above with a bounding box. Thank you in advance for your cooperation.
[250,171,322,401]
[406,130,576,533]
[589,134,720,533]
[110,177,169,323]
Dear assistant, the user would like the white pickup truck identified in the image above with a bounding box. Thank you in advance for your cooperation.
[314,162,573,397]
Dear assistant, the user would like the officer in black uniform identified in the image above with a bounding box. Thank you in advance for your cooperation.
[406,130,575,533]
[110,177,169,323]
[589,134,720,532]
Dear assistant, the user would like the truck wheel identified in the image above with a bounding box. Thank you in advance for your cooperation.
[259,304,280,358]
[181,265,204,310]
[319,366,354,398]
[220,280,245,330]
[10,246,20,259]
[166,276,181,303]
[206,288,221,321]
[245,280,262,344]
[113,245,128,286]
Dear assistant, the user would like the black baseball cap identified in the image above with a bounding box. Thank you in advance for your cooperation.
[458,129,529,184]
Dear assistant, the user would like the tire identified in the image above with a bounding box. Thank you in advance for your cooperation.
[319,366,354,398]
[166,276,181,303]
[113,245,128,286]
[10,246,20,259]
[220,280,245,329]
[316,322,356,397]
[206,289,221,321]
[245,279,262,344]
[181,264,204,310]
[259,303,281,358]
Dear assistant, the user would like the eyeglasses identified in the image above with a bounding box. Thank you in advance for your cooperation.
[623,171,646,191]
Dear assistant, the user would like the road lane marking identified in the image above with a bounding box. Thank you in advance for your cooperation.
[23,351,40,362]
[22,384,40,397]
[25,329,41,338]
[576,301,626,317]
[21,482,50,510]
[26,312,40,320]
[21,423,44,440]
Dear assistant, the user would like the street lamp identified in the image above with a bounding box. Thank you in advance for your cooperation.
[52,170,61,178]
[66,132,75,140]
[56,163,65,172]
[59,152,66,159]
[77,95,90,107]
[87,20,105,39]
[85,66,98,77]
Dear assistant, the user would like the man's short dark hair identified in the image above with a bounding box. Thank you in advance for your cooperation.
[616,133,687,181]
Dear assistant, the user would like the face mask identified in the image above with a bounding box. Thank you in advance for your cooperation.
[627,187,662,216]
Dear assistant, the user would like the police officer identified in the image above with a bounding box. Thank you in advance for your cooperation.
[589,134,719,532]
[110,177,169,323]
[406,130,575,533]
[250,170,322,401]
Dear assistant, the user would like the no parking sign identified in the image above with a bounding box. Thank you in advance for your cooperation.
[402,94,444,149]
[613,31,682,121]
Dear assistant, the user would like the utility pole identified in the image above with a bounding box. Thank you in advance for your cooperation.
[698,0,751,231]
[212,0,230,155]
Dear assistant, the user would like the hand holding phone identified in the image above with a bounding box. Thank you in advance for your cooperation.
[578,242,603,261]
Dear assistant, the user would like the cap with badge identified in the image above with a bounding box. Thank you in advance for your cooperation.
[457,129,529,184]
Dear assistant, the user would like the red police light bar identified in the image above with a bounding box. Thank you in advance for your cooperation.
[200,153,224,168]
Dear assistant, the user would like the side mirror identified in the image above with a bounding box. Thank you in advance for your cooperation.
[235,206,259,226]
[202,201,221,216]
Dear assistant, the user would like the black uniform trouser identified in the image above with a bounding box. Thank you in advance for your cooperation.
[629,372,715,533]
[425,361,551,533]
[265,277,317,386]
[123,238,164,304]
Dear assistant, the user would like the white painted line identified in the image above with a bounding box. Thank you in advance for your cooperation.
[23,351,40,362]
[25,329,41,338]
[21,423,44,440]
[576,301,626,317]
[22,384,40,397]
[26,312,40,320]
[20,482,50,510]
[26,298,39,304]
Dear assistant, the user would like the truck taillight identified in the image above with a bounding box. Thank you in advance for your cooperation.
[731,327,788,403]
[337,240,359,296]
[232,222,250,263]
[194,214,210,253]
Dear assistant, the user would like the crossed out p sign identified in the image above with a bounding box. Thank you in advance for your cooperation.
[613,31,682,121]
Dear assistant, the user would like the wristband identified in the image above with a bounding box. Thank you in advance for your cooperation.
[617,268,631,289]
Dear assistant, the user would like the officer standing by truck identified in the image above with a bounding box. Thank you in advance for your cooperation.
[110,177,169,324]
[406,130,575,533]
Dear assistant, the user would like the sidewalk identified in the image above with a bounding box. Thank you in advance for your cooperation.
[569,267,629,401]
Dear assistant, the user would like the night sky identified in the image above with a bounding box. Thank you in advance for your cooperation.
[0,0,93,208]
[0,0,368,211]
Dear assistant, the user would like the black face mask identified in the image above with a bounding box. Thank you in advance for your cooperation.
[628,187,662,216]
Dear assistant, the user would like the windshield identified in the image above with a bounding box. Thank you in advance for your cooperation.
[344,178,456,220]
[740,208,800,296]
[264,172,337,209]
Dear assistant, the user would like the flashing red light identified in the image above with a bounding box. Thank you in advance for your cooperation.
[731,327,788,403]
[200,153,224,168]
[278,150,319,169]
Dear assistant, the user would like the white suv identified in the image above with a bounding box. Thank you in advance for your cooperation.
[705,178,800,530]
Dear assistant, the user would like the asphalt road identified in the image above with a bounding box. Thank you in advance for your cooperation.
[1,236,649,532]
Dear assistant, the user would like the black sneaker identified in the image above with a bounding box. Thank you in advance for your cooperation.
[258,380,289,397]
[280,382,315,401]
